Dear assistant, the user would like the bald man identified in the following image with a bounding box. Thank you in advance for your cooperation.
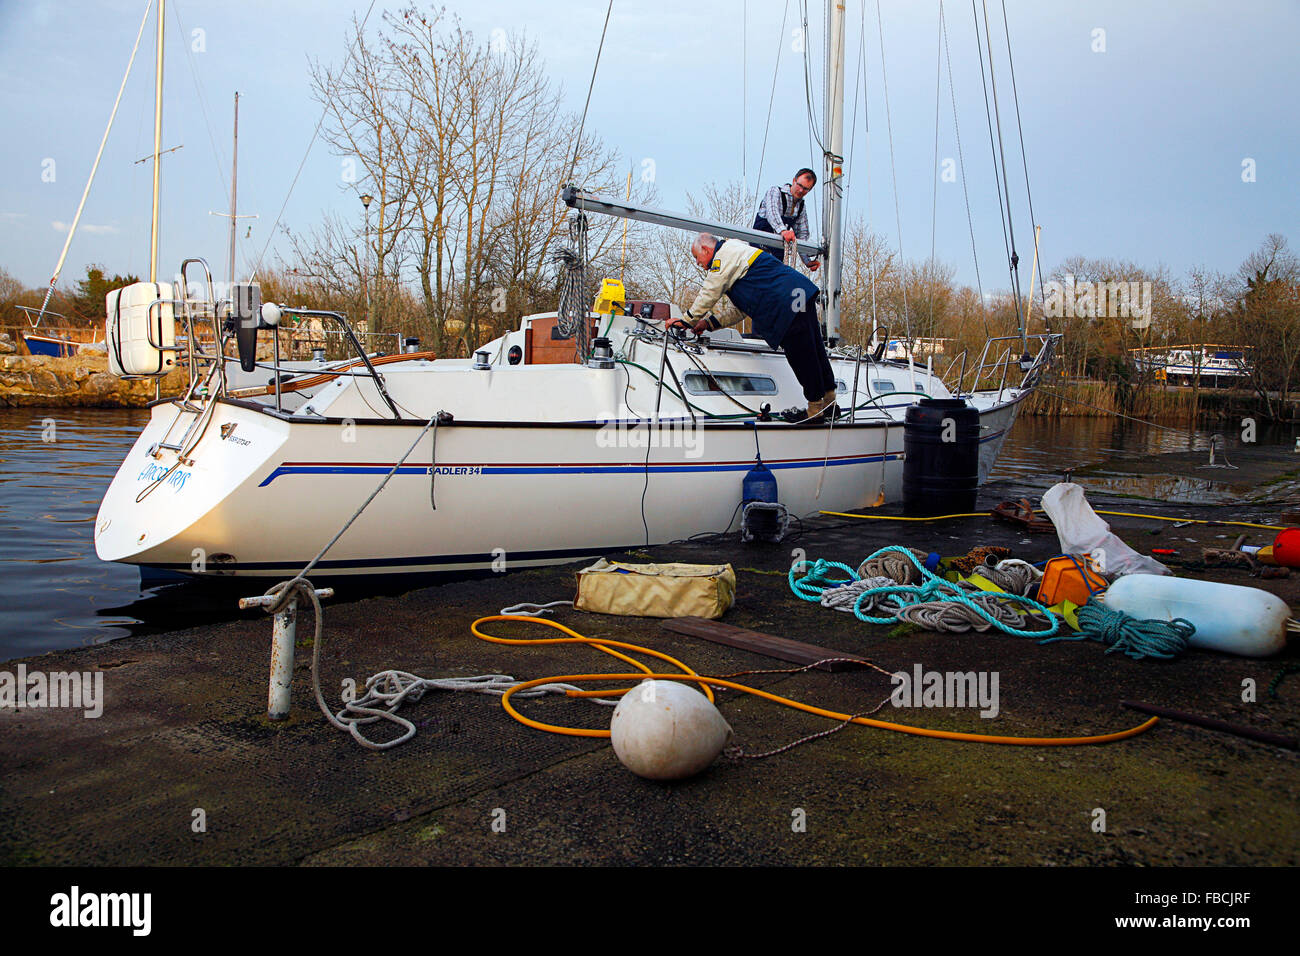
[672,232,837,422]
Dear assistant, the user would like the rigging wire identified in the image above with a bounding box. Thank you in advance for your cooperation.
[999,0,1048,328]
[845,0,867,191]
[941,1,989,338]
[970,0,1013,319]
[929,6,943,335]
[250,0,379,281]
[874,0,911,345]
[978,0,1026,343]
[800,0,823,230]
[752,0,791,210]
[565,0,615,188]
[170,2,228,202]
[799,0,825,153]
[35,0,154,321]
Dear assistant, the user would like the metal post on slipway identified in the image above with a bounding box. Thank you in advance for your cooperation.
[238,587,334,720]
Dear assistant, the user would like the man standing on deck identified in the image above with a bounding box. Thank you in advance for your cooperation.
[671,232,837,422]
[752,168,820,271]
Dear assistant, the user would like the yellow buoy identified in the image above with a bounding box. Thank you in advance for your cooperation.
[610,680,733,780]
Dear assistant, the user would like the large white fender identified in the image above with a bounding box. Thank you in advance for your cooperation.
[610,680,733,780]
[1102,574,1291,657]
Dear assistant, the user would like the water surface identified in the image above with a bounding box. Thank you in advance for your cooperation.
[0,406,1260,660]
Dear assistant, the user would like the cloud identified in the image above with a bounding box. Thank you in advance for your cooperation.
[0,212,26,222]
[51,220,119,234]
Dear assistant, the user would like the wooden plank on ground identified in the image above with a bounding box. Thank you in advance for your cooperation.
[659,617,871,672]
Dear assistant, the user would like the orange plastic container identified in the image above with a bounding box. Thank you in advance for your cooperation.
[1037,555,1107,606]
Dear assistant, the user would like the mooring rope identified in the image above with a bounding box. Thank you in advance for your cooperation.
[857,547,929,584]
[1044,596,1195,661]
[790,546,1062,638]
[500,600,574,616]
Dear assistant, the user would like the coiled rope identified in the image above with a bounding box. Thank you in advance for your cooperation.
[790,546,1062,639]
[1043,596,1195,661]
[858,547,929,584]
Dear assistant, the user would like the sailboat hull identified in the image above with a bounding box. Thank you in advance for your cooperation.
[94,395,1024,578]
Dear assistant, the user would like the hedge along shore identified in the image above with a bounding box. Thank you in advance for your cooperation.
[0,353,187,408]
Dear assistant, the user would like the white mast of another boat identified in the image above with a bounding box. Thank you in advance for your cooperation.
[228,91,238,290]
[822,0,847,344]
[210,92,257,292]
[149,0,165,282]
[27,0,154,325]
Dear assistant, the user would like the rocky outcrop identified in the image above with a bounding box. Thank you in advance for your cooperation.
[0,354,188,407]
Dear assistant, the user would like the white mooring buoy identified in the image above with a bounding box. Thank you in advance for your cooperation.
[610,679,733,780]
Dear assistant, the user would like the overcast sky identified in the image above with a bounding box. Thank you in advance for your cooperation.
[1,0,1297,299]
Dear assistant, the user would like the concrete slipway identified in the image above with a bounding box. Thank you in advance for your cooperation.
[1,444,1297,868]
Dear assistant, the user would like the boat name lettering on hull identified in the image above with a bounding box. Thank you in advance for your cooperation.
[428,466,481,476]
[136,461,191,492]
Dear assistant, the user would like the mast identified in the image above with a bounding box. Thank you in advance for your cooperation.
[822,0,847,344]
[228,91,239,290]
[148,0,165,283]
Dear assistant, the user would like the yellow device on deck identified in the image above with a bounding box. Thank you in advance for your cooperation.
[593,278,626,315]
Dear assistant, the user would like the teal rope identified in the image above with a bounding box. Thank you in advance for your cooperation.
[1269,662,1300,698]
[789,558,859,601]
[790,546,1062,639]
[1042,596,1194,661]
[848,547,1061,637]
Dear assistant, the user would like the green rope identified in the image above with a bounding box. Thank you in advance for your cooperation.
[1043,596,1194,661]
[1268,662,1300,699]
[790,546,1062,639]
[789,558,859,601]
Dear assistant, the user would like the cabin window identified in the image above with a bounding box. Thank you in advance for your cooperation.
[872,379,897,393]
[835,379,848,393]
[682,371,779,396]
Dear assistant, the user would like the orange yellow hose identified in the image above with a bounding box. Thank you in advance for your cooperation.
[819,508,1287,531]
[472,615,1158,747]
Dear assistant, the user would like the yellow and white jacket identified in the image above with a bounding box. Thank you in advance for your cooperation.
[685,240,765,325]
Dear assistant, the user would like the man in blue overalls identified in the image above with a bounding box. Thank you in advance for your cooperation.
[752,168,820,272]
[672,232,838,422]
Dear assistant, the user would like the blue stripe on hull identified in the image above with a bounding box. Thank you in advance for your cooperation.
[257,453,902,487]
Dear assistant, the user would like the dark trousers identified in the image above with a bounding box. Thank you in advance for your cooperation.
[779,306,836,402]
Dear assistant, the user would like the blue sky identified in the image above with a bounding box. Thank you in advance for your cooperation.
[1,0,1296,296]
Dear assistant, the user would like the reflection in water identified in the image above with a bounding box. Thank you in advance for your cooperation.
[990,416,1220,482]
[1073,471,1254,505]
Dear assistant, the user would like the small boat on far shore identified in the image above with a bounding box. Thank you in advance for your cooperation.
[16,307,106,358]
[1129,344,1253,388]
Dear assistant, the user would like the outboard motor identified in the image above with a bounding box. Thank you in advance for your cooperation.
[228,282,263,373]
[740,452,788,543]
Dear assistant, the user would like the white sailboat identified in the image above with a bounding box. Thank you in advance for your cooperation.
[93,1,1058,580]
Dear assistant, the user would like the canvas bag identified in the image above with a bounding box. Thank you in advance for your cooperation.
[574,559,736,619]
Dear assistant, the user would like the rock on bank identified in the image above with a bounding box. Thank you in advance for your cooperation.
[0,354,186,407]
